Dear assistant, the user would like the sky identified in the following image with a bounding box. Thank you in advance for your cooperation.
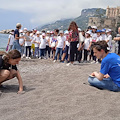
[0,0,119,30]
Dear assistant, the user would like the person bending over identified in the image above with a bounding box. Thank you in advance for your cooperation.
[0,50,23,93]
[88,41,120,92]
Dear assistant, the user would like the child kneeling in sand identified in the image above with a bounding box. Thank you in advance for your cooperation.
[88,41,120,92]
[0,50,23,93]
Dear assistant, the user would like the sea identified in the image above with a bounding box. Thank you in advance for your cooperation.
[0,33,9,51]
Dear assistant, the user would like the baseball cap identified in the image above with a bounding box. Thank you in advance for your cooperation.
[36,31,40,34]
[42,33,46,36]
[19,29,23,33]
[86,31,91,35]
[78,28,81,31]
[106,29,112,33]
[101,28,106,32]
[96,30,102,33]
[92,26,97,29]
[47,31,50,34]
[59,30,64,34]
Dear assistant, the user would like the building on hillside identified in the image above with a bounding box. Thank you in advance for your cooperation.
[88,6,120,33]
[106,6,120,18]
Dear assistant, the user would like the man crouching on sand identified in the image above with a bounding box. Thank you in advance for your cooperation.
[0,50,23,94]
[88,41,120,92]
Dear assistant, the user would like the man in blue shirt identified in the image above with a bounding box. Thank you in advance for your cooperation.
[12,23,23,53]
[88,41,120,92]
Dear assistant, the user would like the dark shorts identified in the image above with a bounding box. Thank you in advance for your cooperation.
[63,45,69,53]
[52,47,56,51]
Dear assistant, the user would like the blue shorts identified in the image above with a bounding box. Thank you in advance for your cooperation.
[63,45,69,53]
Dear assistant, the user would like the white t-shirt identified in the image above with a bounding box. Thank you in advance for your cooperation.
[91,33,97,42]
[39,38,47,49]
[31,34,36,44]
[8,34,14,45]
[33,36,41,47]
[101,34,107,41]
[79,32,85,43]
[25,35,32,46]
[46,36,50,46]
[56,36,66,48]
[106,34,112,49]
[19,34,24,45]
[96,36,103,42]
[84,37,92,49]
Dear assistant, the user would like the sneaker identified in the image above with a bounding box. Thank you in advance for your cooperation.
[91,61,96,64]
[53,60,56,62]
[26,57,29,59]
[83,60,87,63]
[95,61,99,64]
[43,57,47,59]
[73,61,79,65]
[60,60,64,63]
[39,57,42,59]
[66,63,73,66]
[28,57,31,59]
[22,54,26,58]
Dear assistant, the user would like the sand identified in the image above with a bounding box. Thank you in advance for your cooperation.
[0,59,120,120]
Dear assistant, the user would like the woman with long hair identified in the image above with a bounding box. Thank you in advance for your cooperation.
[0,50,23,93]
[67,21,79,65]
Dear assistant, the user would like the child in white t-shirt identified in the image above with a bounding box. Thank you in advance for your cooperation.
[45,31,51,58]
[54,30,65,62]
[96,30,103,42]
[39,33,47,59]
[32,31,41,58]
[19,30,25,57]
[83,31,92,62]
[101,29,107,41]
[24,31,32,59]
[106,29,112,52]
[7,30,14,51]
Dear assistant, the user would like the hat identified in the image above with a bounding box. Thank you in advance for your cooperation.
[64,30,69,34]
[30,33,33,37]
[36,31,40,34]
[101,28,106,32]
[42,33,46,36]
[92,26,97,29]
[96,30,102,33]
[86,31,91,35]
[24,28,27,31]
[59,30,63,34]
[106,29,112,33]
[47,31,50,34]
[78,28,81,31]
[19,29,23,33]
[50,31,54,34]
[16,23,21,28]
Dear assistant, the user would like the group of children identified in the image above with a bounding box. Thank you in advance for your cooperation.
[7,25,113,64]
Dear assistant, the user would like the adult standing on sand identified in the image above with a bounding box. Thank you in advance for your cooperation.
[88,41,120,92]
[67,21,79,66]
[0,50,23,93]
[114,27,120,55]
[12,23,23,53]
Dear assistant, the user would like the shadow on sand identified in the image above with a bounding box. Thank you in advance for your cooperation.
[0,85,35,93]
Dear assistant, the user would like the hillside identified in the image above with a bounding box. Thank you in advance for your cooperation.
[37,8,106,31]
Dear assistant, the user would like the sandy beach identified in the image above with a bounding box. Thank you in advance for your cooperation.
[0,59,120,120]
